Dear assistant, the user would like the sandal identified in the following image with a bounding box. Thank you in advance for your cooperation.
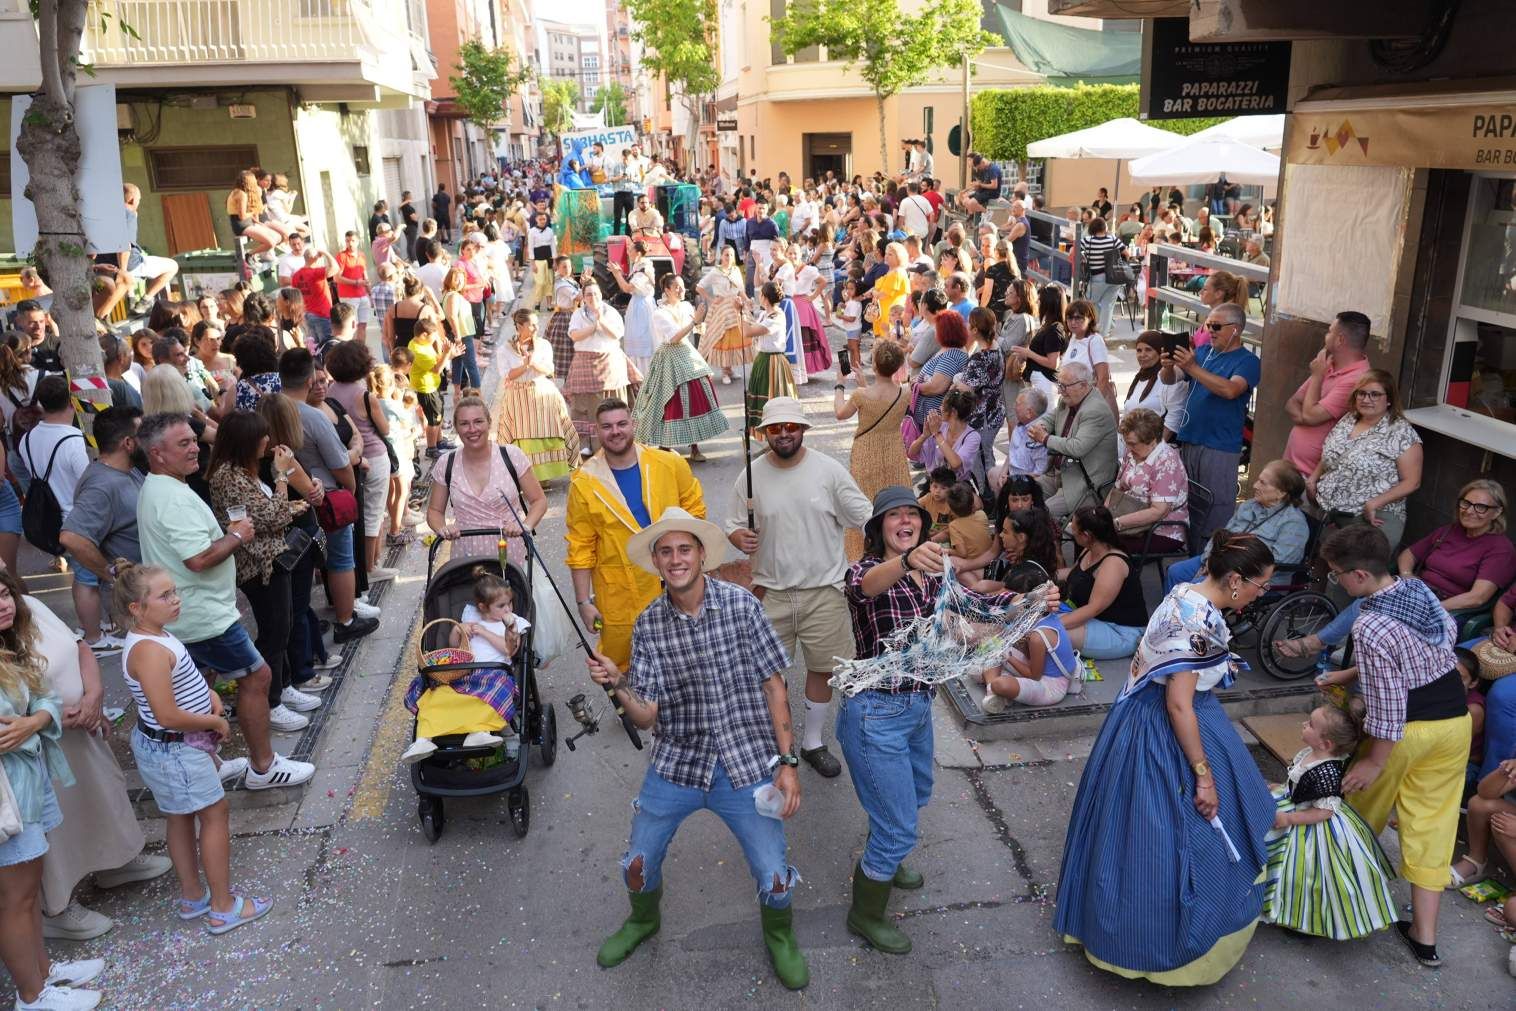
[1272,635,1321,660]
[1485,905,1510,928]
[1449,855,1488,889]
[206,895,274,935]
[177,888,212,920]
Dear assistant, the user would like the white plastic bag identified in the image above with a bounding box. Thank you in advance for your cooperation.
[530,563,577,667]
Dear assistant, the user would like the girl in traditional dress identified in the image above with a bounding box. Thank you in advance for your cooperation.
[741,282,798,435]
[544,280,578,384]
[565,284,637,457]
[634,275,728,463]
[791,241,833,377]
[1261,700,1397,940]
[697,246,752,385]
[609,243,657,377]
[1054,530,1279,986]
[495,308,580,481]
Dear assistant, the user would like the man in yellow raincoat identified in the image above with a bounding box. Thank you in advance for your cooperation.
[567,398,705,666]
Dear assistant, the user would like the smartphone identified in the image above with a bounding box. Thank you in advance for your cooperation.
[838,348,852,377]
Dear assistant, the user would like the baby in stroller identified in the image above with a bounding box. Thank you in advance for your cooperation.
[402,565,530,765]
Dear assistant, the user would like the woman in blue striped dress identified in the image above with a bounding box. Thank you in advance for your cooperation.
[1053,530,1278,985]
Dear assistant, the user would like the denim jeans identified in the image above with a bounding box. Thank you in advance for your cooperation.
[835,689,934,882]
[1317,598,1362,647]
[1164,554,1205,594]
[1086,277,1122,336]
[622,761,796,908]
[452,333,482,389]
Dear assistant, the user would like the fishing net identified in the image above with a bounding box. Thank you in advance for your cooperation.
[829,559,1057,698]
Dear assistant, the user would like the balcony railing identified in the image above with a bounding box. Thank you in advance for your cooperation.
[79,0,410,66]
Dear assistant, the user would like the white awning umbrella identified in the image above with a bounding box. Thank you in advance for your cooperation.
[1188,114,1286,150]
[1127,137,1282,187]
[1026,117,1186,160]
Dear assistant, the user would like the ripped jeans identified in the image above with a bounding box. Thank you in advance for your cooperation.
[621,761,796,909]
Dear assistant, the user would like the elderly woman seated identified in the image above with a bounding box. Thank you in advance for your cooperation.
[1165,460,1310,592]
[1027,362,1118,521]
[402,566,527,765]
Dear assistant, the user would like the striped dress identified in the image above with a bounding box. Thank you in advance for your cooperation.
[1261,749,1396,939]
[494,336,580,480]
[1053,587,1277,985]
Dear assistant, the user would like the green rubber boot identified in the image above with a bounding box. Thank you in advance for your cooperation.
[596,887,662,968]
[845,863,912,954]
[892,864,924,890]
[759,904,810,990]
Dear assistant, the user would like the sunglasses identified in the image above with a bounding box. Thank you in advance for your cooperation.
[1203,321,1235,332]
[764,423,805,435]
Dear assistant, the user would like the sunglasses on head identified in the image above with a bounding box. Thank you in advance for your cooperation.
[764,423,804,435]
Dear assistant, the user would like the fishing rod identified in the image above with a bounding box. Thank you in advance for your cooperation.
[494,492,644,750]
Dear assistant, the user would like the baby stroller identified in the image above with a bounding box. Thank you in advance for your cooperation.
[410,528,558,842]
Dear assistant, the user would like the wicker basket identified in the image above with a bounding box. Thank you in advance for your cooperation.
[417,619,476,684]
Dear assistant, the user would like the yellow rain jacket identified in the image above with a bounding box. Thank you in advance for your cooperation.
[565,444,706,666]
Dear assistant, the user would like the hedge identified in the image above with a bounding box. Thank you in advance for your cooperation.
[970,84,1227,163]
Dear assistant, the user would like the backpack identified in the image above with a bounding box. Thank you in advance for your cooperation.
[20,431,83,555]
[5,387,40,450]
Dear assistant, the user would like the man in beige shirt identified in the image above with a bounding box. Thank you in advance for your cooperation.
[726,398,873,778]
[628,195,664,238]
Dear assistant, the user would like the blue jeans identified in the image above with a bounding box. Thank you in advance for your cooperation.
[451,333,482,389]
[622,761,796,909]
[1164,554,1205,594]
[836,689,933,882]
[1480,672,1516,781]
[1317,598,1362,647]
[1079,618,1143,659]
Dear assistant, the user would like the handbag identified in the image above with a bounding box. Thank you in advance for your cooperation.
[315,488,359,532]
[1104,245,1137,286]
[0,759,22,841]
[1473,639,1516,680]
[274,526,314,572]
[1108,488,1159,534]
[899,384,922,454]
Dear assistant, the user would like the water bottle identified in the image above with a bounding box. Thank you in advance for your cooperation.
[753,783,785,819]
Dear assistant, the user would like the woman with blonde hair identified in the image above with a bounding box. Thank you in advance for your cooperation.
[442,266,482,391]
[696,244,752,385]
[865,242,910,342]
[496,308,580,480]
[225,170,281,261]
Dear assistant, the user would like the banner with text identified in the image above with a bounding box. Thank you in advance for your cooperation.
[1142,17,1290,120]
[1287,101,1516,171]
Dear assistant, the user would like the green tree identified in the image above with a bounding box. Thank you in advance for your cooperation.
[772,0,996,171]
[593,82,628,127]
[625,0,719,168]
[541,79,581,138]
[449,38,531,128]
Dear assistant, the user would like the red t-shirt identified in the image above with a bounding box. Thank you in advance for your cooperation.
[335,250,367,299]
[738,196,756,220]
[292,266,334,317]
[923,190,945,216]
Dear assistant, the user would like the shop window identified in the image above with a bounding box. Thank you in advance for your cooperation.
[1437,174,1516,433]
[147,145,260,192]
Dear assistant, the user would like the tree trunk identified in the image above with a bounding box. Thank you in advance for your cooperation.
[876,93,889,178]
[16,0,107,421]
[684,92,701,173]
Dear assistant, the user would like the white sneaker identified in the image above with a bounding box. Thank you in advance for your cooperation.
[83,633,123,655]
[351,599,381,620]
[93,851,172,889]
[367,566,399,583]
[16,984,101,1010]
[244,753,315,790]
[461,731,503,748]
[311,655,343,672]
[280,686,322,713]
[41,902,112,941]
[44,958,104,988]
[267,704,309,733]
[218,757,249,783]
[400,738,437,765]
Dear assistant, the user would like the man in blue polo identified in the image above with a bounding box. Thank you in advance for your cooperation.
[1160,302,1260,549]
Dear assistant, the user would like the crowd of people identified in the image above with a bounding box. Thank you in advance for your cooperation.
[0,141,1509,1007]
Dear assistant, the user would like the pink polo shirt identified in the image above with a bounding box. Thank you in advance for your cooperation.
[1283,357,1370,475]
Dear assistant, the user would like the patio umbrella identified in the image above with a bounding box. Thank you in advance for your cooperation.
[1026,117,1186,203]
[1188,114,1286,150]
[1127,136,1282,187]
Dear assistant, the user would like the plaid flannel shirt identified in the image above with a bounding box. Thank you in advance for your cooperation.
[1352,591,1457,742]
[629,578,789,790]
[370,281,397,326]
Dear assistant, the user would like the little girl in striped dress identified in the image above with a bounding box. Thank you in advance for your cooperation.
[1261,699,1397,940]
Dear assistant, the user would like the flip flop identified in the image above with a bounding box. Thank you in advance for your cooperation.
[177,888,212,920]
[206,895,274,935]
[1485,905,1510,928]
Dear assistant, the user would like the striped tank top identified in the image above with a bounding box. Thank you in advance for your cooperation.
[123,629,214,731]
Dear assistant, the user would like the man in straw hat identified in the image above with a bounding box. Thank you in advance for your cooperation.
[587,506,809,990]
[726,397,872,779]
[566,399,705,669]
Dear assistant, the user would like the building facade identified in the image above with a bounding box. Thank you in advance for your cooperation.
[537,19,601,114]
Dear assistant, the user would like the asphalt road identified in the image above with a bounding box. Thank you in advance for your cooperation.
[41,328,1516,1009]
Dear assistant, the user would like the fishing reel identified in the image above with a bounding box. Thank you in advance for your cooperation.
[563,692,601,752]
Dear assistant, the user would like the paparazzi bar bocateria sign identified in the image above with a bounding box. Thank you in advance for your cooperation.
[1142,17,1290,120]
[1287,99,1516,171]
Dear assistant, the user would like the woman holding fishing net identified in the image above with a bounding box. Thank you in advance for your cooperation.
[836,486,1057,955]
[1052,530,1279,985]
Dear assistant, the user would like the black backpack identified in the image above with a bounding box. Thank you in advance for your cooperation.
[21,432,83,555]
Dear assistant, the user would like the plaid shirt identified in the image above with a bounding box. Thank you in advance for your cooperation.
[370,281,396,326]
[1352,585,1457,741]
[629,577,789,790]
[845,558,940,664]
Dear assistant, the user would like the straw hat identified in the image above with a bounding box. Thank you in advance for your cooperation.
[625,507,728,575]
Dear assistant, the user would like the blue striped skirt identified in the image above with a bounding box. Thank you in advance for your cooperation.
[1053,679,1276,980]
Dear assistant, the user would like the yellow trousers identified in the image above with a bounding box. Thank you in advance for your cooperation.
[1349,713,1470,891]
[531,260,553,306]
[416,686,507,739]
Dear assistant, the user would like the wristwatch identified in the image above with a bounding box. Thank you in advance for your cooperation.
[576,593,596,606]
[1191,759,1211,777]
[770,753,800,769]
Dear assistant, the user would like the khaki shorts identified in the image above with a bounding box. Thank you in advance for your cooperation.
[759,585,856,673]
